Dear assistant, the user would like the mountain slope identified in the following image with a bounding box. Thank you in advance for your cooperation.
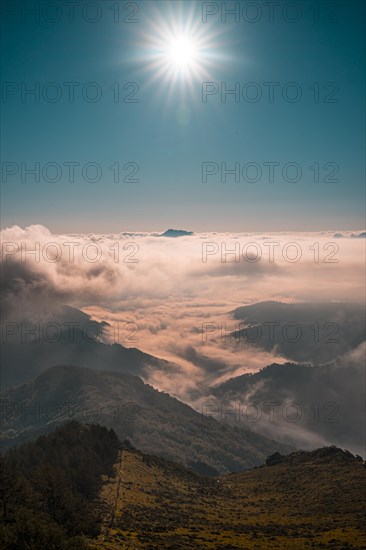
[209,360,365,456]
[0,365,292,474]
[91,446,366,549]
[229,301,365,363]
[2,420,364,549]
[1,305,179,390]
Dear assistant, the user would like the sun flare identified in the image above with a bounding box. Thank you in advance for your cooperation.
[134,5,227,96]
[165,35,198,70]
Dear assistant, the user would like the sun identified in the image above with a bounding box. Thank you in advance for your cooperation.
[131,4,229,98]
[165,35,198,70]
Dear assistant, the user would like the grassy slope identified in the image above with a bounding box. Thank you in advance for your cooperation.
[90,448,366,549]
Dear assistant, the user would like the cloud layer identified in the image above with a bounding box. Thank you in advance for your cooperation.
[1,224,365,402]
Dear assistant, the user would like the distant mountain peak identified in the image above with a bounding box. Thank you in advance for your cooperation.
[159,229,193,238]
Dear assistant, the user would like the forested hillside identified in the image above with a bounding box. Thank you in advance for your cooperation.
[0,421,121,549]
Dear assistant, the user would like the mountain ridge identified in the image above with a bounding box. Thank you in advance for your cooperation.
[0,365,293,474]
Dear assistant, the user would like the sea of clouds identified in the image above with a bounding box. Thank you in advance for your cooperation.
[1,224,365,401]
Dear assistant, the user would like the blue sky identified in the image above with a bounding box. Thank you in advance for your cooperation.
[1,0,365,232]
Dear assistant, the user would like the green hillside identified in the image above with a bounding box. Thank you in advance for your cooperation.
[1,421,365,550]
[92,447,366,549]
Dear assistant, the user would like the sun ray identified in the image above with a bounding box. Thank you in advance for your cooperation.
[123,2,231,105]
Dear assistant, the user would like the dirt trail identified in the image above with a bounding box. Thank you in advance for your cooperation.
[98,449,125,537]
[91,450,138,548]
[110,450,124,528]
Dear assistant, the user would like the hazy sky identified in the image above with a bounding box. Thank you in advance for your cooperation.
[1,0,365,232]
